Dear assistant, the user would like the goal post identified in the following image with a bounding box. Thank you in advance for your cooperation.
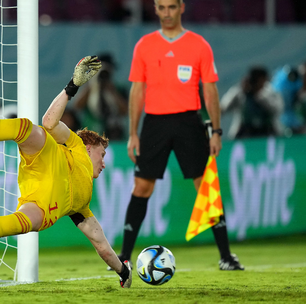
[16,0,39,283]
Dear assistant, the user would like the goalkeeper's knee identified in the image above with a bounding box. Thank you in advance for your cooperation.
[0,211,33,237]
[0,118,33,144]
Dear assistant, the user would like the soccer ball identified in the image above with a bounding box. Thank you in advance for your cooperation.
[136,245,176,285]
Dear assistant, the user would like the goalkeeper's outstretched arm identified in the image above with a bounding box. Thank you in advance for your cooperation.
[77,216,132,288]
[42,90,71,144]
[42,56,102,144]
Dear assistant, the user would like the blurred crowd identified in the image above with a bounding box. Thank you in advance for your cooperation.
[221,61,306,139]
[3,0,306,24]
[2,1,306,141]
[40,0,306,24]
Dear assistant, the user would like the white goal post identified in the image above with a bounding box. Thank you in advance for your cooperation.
[16,0,39,282]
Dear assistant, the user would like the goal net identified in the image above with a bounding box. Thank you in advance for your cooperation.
[0,0,38,284]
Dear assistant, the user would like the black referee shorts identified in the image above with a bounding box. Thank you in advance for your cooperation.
[135,111,210,179]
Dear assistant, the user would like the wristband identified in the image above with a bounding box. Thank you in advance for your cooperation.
[64,78,79,98]
[212,128,223,136]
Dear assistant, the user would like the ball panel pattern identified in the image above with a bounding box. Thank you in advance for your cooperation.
[136,245,176,285]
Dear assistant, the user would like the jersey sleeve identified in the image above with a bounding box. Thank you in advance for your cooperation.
[64,129,85,150]
[77,206,94,220]
[129,38,146,82]
[199,39,219,83]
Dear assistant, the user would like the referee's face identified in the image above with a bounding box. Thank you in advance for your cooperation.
[155,0,185,29]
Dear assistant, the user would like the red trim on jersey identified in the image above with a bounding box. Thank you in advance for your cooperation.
[14,213,26,233]
[16,119,30,143]
[15,118,25,142]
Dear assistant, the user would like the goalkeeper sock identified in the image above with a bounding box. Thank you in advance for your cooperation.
[0,118,33,144]
[211,215,231,259]
[120,195,149,260]
[0,211,32,237]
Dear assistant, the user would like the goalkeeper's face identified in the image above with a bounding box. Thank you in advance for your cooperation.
[87,143,106,179]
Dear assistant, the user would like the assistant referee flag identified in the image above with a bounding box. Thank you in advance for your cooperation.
[186,156,224,241]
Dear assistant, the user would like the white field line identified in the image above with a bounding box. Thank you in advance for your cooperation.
[1,262,306,287]
[54,274,117,282]
[0,281,32,287]
[244,262,306,271]
[179,262,306,272]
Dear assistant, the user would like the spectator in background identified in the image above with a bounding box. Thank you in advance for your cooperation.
[298,61,306,98]
[271,65,303,135]
[60,108,81,132]
[221,66,284,139]
[73,53,128,140]
[296,61,306,130]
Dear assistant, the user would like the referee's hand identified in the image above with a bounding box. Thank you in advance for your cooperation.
[127,134,140,163]
[210,134,222,156]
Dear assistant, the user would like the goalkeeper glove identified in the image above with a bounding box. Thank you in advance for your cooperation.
[65,55,102,98]
[118,260,132,288]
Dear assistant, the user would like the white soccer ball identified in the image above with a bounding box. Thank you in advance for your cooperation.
[136,245,176,285]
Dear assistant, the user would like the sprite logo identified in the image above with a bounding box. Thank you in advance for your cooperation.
[226,138,295,240]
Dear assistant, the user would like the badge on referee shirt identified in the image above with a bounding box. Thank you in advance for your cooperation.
[177,65,192,83]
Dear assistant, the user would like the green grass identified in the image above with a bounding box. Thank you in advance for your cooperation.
[1,235,306,303]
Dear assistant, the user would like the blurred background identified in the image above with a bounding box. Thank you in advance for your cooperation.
[4,0,306,140]
[1,0,306,248]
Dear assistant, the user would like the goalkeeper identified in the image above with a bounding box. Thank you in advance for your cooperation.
[0,56,131,288]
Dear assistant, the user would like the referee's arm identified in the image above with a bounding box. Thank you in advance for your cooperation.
[203,82,222,156]
[127,81,146,163]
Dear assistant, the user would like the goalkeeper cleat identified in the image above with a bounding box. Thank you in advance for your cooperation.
[107,255,133,271]
[119,260,132,288]
[219,253,245,270]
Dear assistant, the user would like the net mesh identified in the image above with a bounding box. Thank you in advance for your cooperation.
[0,0,18,282]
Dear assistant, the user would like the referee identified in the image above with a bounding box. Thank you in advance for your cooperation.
[116,0,244,271]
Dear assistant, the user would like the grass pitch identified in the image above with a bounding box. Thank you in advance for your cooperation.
[1,234,306,303]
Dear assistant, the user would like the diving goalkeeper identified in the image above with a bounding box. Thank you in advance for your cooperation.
[0,56,131,288]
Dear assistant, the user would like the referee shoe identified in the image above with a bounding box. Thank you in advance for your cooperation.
[219,253,245,270]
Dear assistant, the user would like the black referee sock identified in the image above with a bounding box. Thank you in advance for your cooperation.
[211,215,231,260]
[120,195,149,261]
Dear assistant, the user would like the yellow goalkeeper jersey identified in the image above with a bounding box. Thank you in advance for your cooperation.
[17,128,94,231]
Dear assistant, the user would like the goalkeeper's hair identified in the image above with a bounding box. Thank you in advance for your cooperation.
[76,127,109,148]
